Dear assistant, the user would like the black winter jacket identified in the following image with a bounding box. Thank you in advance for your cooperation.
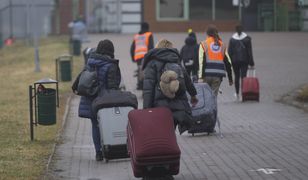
[78,53,121,119]
[228,32,254,66]
[180,36,199,76]
[142,48,197,112]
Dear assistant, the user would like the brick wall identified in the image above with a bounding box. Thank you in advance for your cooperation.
[59,0,73,34]
[58,0,86,34]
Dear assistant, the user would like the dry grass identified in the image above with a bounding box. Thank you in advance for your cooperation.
[0,36,83,179]
[297,85,308,102]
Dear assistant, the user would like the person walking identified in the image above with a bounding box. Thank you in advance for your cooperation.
[68,15,87,56]
[180,29,199,82]
[142,39,198,135]
[76,39,122,161]
[228,24,255,100]
[130,22,154,90]
[198,24,233,96]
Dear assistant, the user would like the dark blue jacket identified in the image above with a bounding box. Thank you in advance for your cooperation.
[78,53,121,119]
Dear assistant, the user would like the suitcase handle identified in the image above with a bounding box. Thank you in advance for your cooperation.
[247,68,256,77]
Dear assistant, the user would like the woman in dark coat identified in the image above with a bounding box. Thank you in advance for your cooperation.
[78,39,121,161]
[142,39,198,134]
[228,25,255,100]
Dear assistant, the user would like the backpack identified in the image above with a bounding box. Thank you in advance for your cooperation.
[159,62,186,99]
[76,66,99,97]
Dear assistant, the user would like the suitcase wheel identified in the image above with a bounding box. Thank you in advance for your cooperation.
[103,145,110,163]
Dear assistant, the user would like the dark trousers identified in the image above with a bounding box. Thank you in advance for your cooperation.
[136,59,144,89]
[90,118,102,153]
[232,63,248,94]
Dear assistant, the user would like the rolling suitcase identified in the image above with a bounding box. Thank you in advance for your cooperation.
[93,90,138,162]
[187,83,217,135]
[127,107,181,178]
[242,69,260,102]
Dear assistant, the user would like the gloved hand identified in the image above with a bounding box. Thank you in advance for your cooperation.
[190,96,198,107]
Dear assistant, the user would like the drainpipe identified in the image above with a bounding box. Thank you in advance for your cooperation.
[273,0,277,31]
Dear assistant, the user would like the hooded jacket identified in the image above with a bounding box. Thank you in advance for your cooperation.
[78,53,121,118]
[142,48,197,112]
[228,32,254,66]
[180,35,199,76]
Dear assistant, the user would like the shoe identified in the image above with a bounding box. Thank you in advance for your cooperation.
[234,93,240,101]
[95,151,103,161]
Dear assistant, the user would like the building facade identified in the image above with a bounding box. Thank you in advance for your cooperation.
[144,0,305,32]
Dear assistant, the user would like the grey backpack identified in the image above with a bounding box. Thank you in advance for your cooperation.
[159,62,186,98]
[77,66,99,97]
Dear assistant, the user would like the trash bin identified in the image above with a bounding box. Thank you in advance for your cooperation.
[60,60,72,81]
[72,40,81,56]
[37,88,56,125]
[56,55,72,82]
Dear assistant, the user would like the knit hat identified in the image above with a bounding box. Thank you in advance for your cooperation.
[96,39,114,58]
[159,70,179,99]
[141,22,149,31]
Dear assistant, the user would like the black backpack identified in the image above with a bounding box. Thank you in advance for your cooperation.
[74,66,99,97]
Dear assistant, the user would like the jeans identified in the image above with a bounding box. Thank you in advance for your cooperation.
[90,118,102,153]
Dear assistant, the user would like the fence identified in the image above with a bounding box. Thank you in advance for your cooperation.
[0,0,54,41]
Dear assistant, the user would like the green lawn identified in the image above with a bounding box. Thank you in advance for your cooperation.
[0,36,83,179]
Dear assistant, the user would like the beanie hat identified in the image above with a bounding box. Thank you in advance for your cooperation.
[141,22,149,32]
[159,70,179,99]
[96,39,114,58]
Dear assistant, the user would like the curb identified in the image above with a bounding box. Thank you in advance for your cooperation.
[44,93,73,179]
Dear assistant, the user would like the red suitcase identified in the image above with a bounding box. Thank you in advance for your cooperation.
[127,107,181,178]
[242,69,260,101]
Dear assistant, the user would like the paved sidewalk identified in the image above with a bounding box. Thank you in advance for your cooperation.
[47,33,308,180]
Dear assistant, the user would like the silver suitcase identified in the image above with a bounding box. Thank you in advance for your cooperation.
[97,106,134,162]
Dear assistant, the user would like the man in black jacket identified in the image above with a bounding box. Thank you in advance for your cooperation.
[228,25,255,100]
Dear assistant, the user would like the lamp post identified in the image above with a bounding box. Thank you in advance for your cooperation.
[31,1,41,72]
[9,0,13,38]
[238,0,242,22]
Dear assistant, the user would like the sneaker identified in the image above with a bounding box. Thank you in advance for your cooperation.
[95,151,103,161]
[234,93,240,101]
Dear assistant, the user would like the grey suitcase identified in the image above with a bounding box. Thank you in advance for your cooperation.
[93,90,138,162]
[187,83,218,135]
[97,106,134,162]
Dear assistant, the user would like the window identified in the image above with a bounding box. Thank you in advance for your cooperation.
[189,0,212,20]
[157,0,188,20]
[216,0,238,20]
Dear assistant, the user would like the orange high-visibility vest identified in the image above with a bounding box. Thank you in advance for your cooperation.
[133,32,152,61]
[200,37,226,77]
[201,37,224,61]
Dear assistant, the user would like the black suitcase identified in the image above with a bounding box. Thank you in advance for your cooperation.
[187,83,217,135]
